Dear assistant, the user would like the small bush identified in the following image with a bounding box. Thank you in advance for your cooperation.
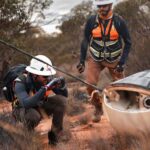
[0,114,41,150]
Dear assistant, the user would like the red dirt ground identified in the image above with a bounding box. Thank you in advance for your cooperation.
[0,100,117,150]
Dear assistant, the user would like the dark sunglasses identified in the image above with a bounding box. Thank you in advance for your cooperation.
[42,76,49,79]
[97,4,110,8]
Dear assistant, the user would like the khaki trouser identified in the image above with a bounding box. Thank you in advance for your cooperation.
[86,57,124,95]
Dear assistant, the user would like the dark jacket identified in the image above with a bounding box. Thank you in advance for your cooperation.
[14,74,68,109]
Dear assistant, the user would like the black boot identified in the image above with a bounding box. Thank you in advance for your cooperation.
[92,106,103,122]
[48,130,58,146]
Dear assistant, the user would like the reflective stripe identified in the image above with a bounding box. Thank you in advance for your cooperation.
[94,39,119,46]
[89,51,121,63]
[93,40,104,46]
[90,47,100,57]
[90,46,122,58]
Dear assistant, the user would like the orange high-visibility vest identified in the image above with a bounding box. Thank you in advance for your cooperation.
[89,15,122,62]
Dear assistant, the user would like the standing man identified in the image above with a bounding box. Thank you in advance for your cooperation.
[13,55,68,145]
[77,0,131,122]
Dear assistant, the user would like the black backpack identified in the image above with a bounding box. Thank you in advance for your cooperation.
[2,64,27,102]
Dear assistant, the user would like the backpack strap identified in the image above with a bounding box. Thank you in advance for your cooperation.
[12,74,28,108]
[14,73,28,90]
[15,73,27,82]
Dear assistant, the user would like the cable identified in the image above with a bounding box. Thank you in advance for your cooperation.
[0,39,103,92]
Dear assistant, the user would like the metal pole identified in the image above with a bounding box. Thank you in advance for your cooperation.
[0,39,103,92]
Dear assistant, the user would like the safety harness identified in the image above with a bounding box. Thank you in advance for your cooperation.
[89,14,122,62]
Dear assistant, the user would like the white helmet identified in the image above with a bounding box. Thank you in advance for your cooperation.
[94,0,114,6]
[26,55,56,76]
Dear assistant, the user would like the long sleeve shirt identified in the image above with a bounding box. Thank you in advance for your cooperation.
[14,74,68,109]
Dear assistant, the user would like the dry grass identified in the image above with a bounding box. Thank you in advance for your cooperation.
[66,84,87,116]
[86,132,150,150]
[0,114,41,150]
[111,133,150,150]
[66,99,85,116]
[78,115,89,125]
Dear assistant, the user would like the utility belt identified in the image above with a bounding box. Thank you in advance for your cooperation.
[89,46,122,63]
[93,40,120,47]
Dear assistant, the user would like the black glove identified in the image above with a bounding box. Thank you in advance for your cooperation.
[115,64,124,72]
[77,62,85,73]
[57,77,66,89]
[45,77,65,90]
